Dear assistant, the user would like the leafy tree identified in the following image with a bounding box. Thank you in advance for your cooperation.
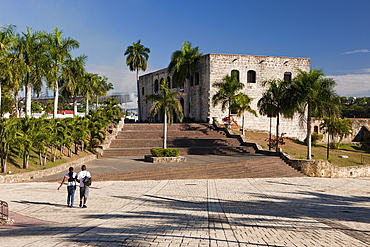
[258,79,295,151]
[212,74,245,126]
[290,69,339,159]
[168,41,202,87]
[0,118,17,173]
[42,27,80,118]
[146,79,184,149]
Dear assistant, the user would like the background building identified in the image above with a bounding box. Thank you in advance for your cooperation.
[138,53,310,140]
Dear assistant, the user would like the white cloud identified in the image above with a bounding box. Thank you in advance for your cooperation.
[328,70,370,97]
[340,49,370,55]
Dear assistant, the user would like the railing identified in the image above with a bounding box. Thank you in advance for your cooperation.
[0,200,8,220]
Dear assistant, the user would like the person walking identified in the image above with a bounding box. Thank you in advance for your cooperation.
[77,165,92,208]
[57,167,77,208]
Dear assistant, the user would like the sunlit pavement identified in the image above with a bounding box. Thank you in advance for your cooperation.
[1,177,370,246]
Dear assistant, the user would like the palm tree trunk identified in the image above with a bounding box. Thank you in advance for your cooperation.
[85,98,89,115]
[25,83,32,116]
[326,133,330,160]
[0,82,2,117]
[53,81,58,119]
[23,152,29,169]
[73,97,78,117]
[163,112,167,149]
[136,68,141,122]
[242,115,245,136]
[276,114,280,152]
[307,104,312,160]
[14,92,20,118]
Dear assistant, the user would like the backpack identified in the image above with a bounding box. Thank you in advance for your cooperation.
[83,176,92,186]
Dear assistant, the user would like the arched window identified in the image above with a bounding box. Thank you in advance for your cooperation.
[195,72,200,85]
[231,70,240,82]
[284,72,292,82]
[247,70,256,83]
[154,79,159,93]
[314,126,319,133]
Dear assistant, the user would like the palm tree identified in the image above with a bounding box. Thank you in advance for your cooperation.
[13,27,46,116]
[258,79,295,151]
[146,79,184,149]
[124,40,150,121]
[0,25,16,113]
[212,74,245,127]
[42,27,80,118]
[91,75,114,110]
[232,93,257,136]
[168,41,202,87]
[0,118,17,173]
[320,116,352,159]
[290,69,339,159]
[124,40,150,82]
[60,55,87,116]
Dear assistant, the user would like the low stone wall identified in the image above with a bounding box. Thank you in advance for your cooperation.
[0,155,96,183]
[144,155,187,163]
[212,118,370,178]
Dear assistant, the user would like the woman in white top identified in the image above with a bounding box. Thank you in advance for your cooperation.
[58,167,77,208]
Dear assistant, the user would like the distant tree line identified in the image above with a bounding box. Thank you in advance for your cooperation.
[339,97,370,118]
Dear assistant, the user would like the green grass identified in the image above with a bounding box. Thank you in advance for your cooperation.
[0,148,92,175]
[234,129,370,167]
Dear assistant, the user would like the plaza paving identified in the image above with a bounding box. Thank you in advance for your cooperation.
[1,155,370,246]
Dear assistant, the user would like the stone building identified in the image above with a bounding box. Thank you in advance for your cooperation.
[138,53,310,140]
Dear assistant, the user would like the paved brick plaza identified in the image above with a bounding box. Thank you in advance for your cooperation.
[1,175,370,246]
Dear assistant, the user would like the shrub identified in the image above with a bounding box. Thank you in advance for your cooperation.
[304,132,323,146]
[151,148,180,157]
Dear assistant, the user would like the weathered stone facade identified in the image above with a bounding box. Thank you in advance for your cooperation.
[138,53,310,140]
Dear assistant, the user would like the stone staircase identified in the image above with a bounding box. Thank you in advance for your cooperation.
[103,123,255,157]
[93,156,304,181]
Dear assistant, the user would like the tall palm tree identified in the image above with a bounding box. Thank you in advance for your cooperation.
[42,27,80,118]
[146,79,184,149]
[168,41,202,87]
[232,93,257,136]
[91,75,114,110]
[60,54,87,116]
[212,74,245,127]
[124,40,150,82]
[13,27,46,116]
[0,25,16,113]
[124,40,150,121]
[258,79,295,151]
[290,69,339,159]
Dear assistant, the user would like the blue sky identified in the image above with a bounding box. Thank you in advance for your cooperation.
[1,0,369,97]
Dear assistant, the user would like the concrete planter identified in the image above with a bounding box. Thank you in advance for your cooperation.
[144,155,186,163]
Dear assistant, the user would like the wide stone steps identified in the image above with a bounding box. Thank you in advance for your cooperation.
[103,146,254,156]
[92,157,304,181]
[109,138,241,148]
[103,123,249,157]
[117,130,226,139]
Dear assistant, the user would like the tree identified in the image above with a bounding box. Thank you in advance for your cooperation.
[290,69,339,159]
[320,117,352,159]
[0,118,17,173]
[0,25,16,113]
[168,41,202,87]
[13,27,46,116]
[258,79,295,151]
[124,40,150,121]
[42,27,80,118]
[212,74,245,127]
[232,93,257,136]
[146,79,184,149]
[60,55,87,116]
